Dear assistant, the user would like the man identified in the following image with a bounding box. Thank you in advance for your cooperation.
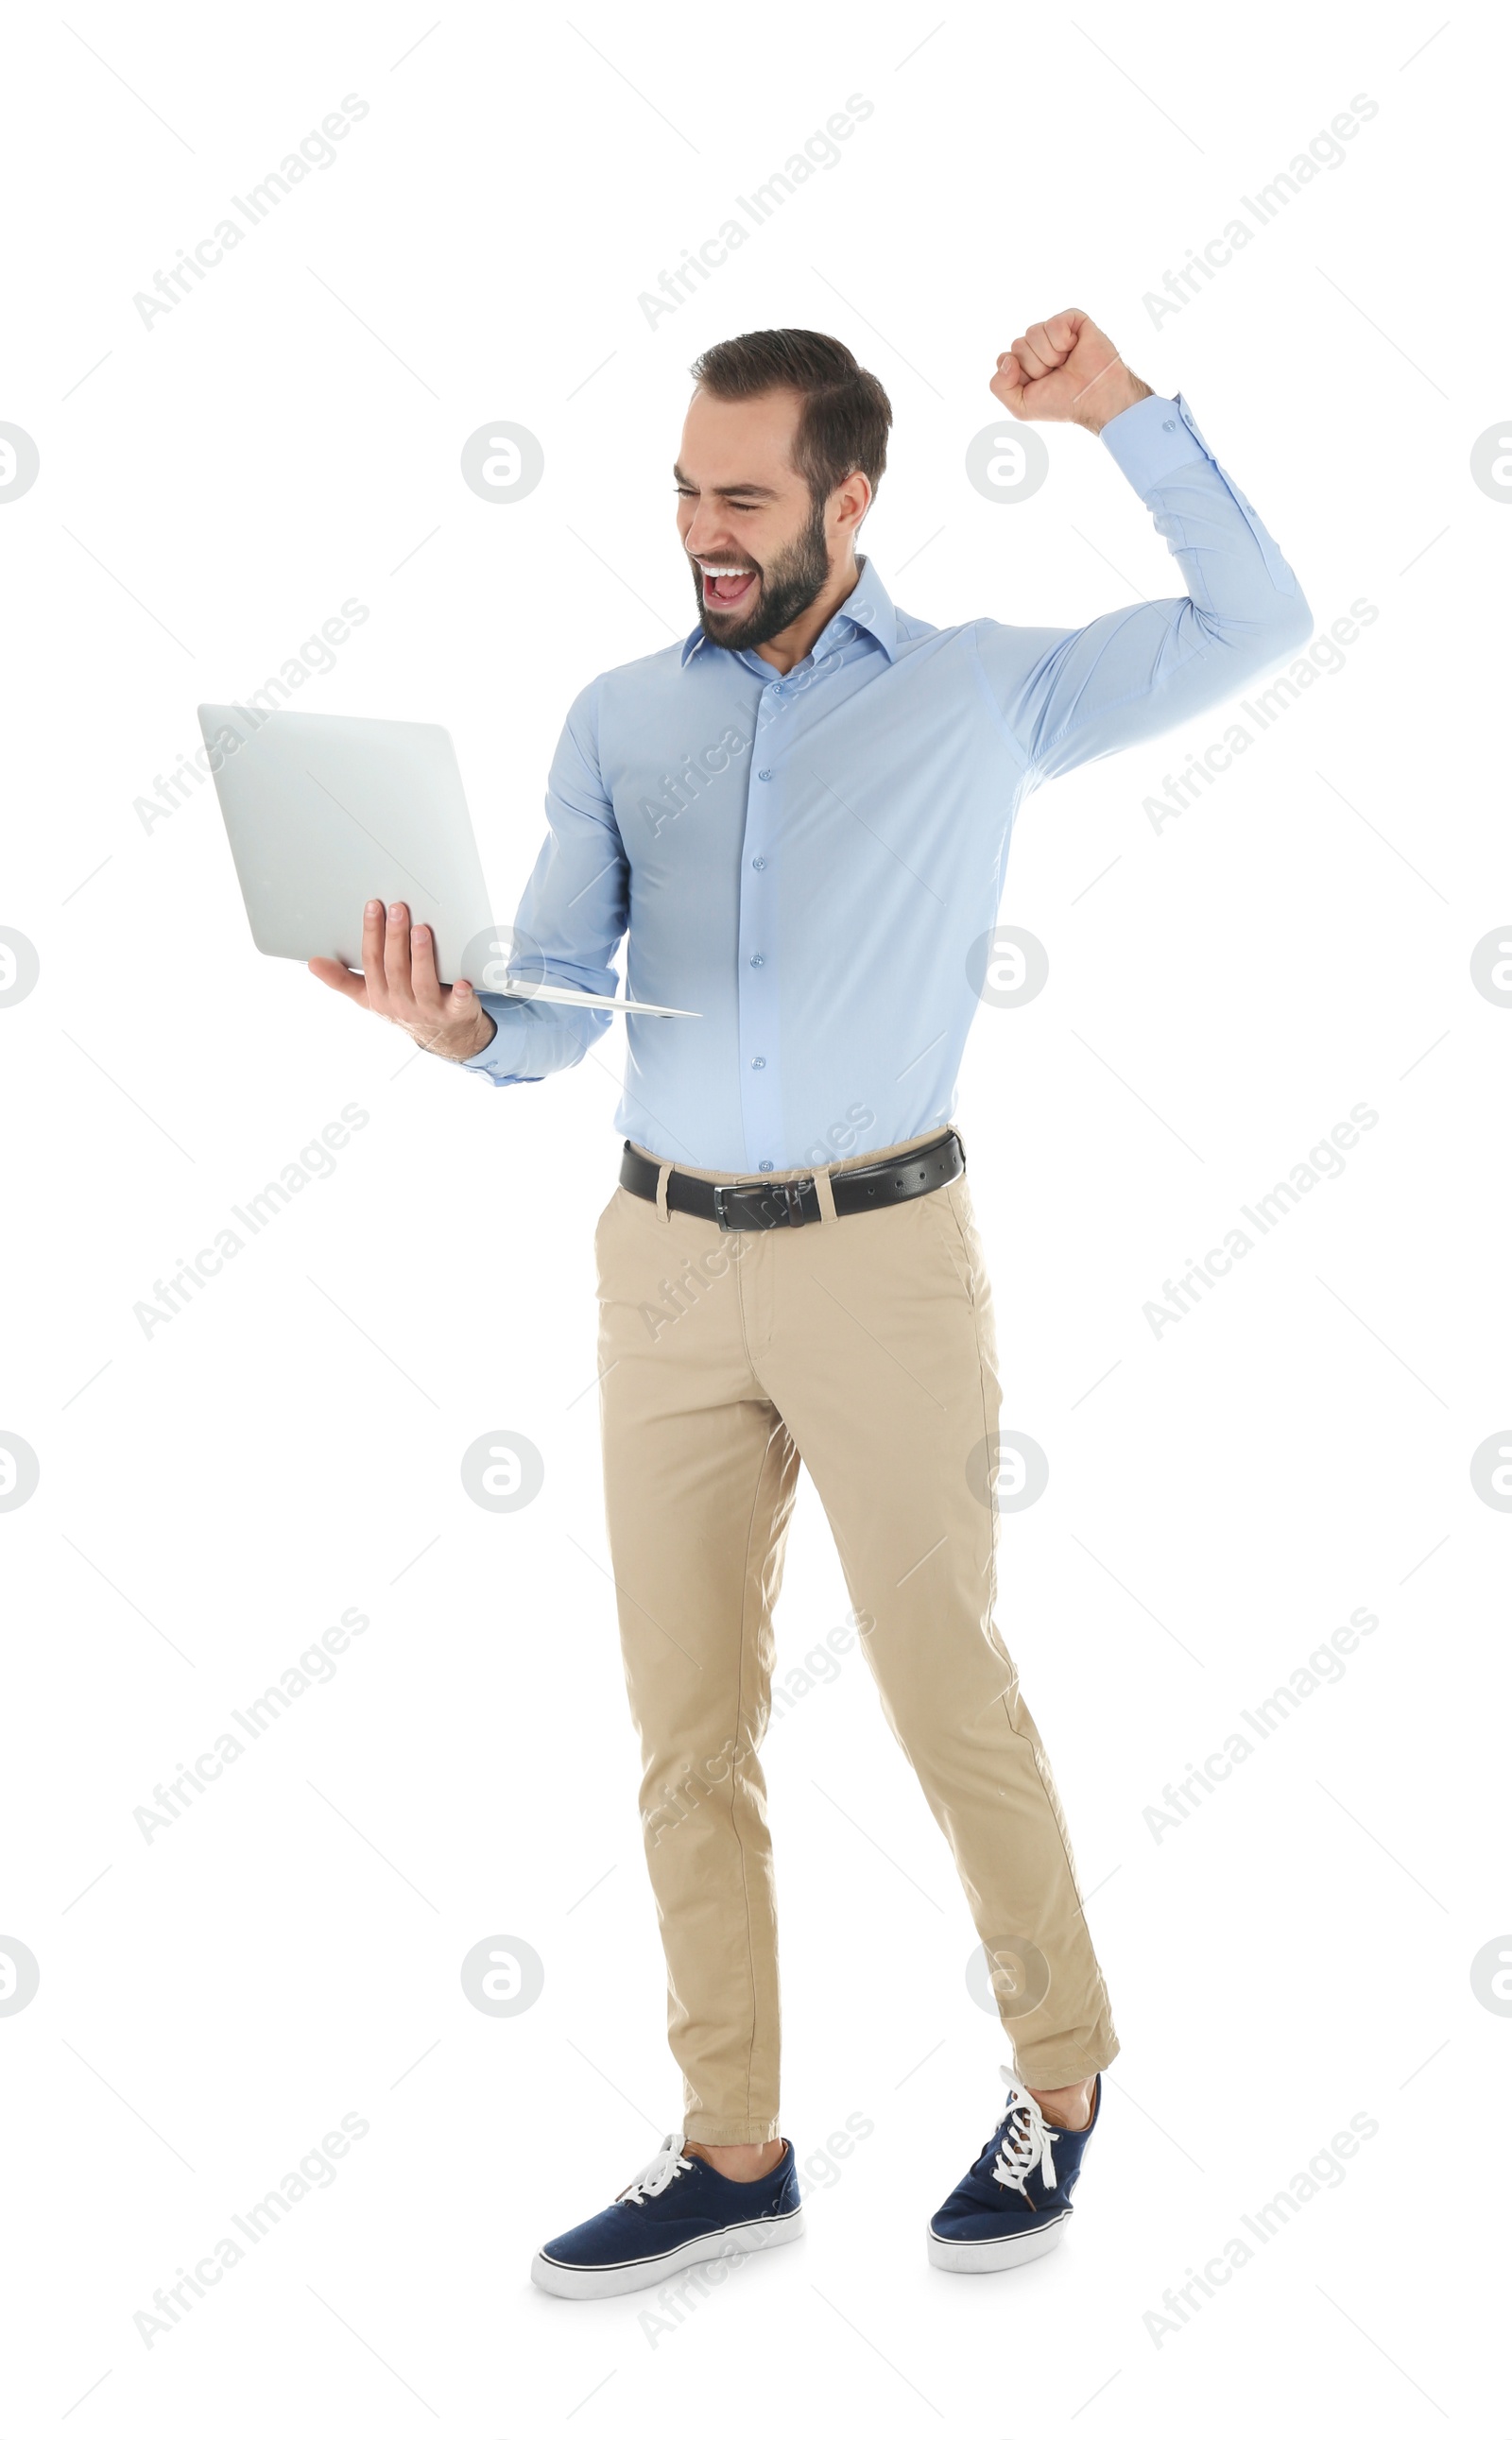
[312,313,1311,2293]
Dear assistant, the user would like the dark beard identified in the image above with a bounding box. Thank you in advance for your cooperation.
[691,493,833,652]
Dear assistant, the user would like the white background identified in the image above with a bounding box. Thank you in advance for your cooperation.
[2,1,1506,2431]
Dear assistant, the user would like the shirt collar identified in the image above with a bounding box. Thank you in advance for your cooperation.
[679,555,898,670]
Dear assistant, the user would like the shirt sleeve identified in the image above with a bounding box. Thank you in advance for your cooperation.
[971,392,1314,789]
[462,678,629,1088]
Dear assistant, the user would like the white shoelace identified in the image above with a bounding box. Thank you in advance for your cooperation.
[989,2068,1060,2193]
[617,2133,696,2205]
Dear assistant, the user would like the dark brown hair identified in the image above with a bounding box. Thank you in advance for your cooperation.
[688,328,891,509]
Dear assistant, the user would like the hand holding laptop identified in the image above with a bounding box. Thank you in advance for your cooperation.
[309,899,501,1062]
[198,706,700,1048]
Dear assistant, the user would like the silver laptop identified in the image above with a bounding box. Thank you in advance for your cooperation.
[197,704,696,1017]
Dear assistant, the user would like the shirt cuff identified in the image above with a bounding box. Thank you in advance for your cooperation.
[461,994,532,1083]
[1099,391,1211,492]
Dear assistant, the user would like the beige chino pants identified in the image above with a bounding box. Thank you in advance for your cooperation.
[593,1126,1119,2143]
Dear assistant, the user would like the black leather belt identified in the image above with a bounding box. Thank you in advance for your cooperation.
[619,1130,963,1230]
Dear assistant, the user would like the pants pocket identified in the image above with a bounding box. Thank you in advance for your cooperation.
[920,1177,978,1301]
[593,1181,630,1262]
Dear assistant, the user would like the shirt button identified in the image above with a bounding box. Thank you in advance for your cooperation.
[751,855,766,870]
[757,769,772,782]
[758,1160,774,1172]
[750,1056,765,1070]
[749,953,765,967]
[1162,418,1176,431]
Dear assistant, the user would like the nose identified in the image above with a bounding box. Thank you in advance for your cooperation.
[682,507,738,560]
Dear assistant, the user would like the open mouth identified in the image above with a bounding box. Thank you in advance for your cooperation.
[697,561,759,612]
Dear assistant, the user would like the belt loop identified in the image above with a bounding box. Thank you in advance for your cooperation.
[812,1162,838,1224]
[655,1161,672,1222]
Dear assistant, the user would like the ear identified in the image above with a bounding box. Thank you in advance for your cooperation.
[833,468,873,535]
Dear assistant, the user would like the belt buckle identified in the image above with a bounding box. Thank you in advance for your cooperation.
[713,1180,801,1231]
[748,1179,808,1229]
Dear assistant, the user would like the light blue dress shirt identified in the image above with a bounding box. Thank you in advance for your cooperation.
[465,392,1311,1174]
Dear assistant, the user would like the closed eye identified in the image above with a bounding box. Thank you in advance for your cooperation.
[676,488,759,510]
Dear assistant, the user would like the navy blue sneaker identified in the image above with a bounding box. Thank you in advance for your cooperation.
[927,2067,1101,2273]
[531,2132,804,2298]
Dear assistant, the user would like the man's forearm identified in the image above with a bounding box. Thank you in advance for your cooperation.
[433,1005,496,1061]
[1071,362,1152,435]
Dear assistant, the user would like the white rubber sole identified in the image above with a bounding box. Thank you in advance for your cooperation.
[532,2206,805,2299]
[926,2214,1066,2274]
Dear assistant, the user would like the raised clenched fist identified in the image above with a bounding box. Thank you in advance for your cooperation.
[990,311,1150,433]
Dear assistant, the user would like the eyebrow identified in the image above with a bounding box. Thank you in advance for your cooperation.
[672,462,780,500]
